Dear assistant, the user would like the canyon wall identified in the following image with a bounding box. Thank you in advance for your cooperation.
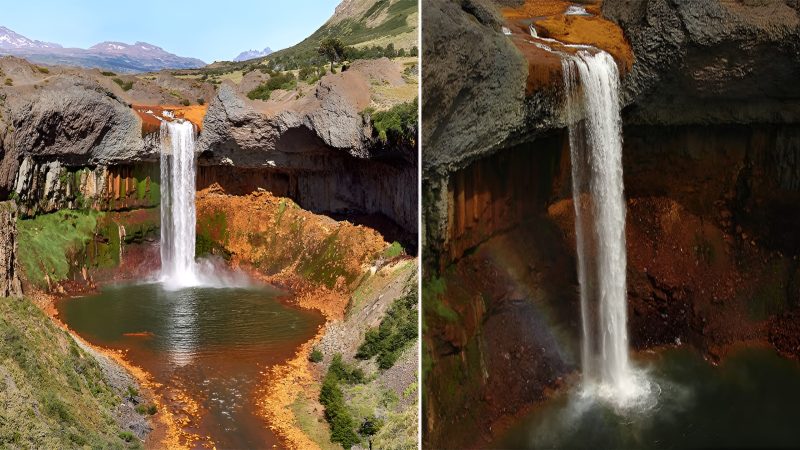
[0,57,417,247]
[423,0,800,447]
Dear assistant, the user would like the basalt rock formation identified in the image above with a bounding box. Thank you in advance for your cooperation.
[0,56,417,243]
[197,62,418,241]
[0,200,22,297]
[423,0,800,447]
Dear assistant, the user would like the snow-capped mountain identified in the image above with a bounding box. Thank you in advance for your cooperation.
[0,26,61,50]
[0,26,205,73]
[233,47,273,62]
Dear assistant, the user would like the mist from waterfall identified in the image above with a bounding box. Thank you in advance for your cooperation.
[562,50,652,407]
[158,120,249,290]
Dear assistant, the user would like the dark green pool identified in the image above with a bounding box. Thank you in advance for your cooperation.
[57,282,323,449]
[499,347,800,449]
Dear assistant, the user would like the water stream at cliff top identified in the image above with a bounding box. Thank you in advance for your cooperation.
[562,50,653,407]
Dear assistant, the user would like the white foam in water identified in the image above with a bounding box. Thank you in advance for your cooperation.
[159,120,251,291]
[562,50,655,409]
[565,5,591,16]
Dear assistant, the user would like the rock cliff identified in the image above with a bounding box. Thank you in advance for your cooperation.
[423,0,800,447]
[0,200,22,297]
[0,56,417,240]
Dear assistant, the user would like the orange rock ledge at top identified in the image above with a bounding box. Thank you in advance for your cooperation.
[133,104,209,136]
[501,0,633,94]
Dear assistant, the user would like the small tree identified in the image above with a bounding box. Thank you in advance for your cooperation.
[359,416,383,450]
[318,37,344,73]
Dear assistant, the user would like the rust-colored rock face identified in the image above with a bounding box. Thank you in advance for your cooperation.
[501,0,633,94]
[433,132,567,267]
[424,122,800,446]
[132,104,208,135]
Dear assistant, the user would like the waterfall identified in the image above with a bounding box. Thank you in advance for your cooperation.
[562,50,644,403]
[159,120,199,288]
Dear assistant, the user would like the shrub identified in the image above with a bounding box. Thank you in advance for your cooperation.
[181,99,191,106]
[101,71,116,76]
[370,98,418,143]
[309,348,323,363]
[328,354,365,384]
[197,98,205,105]
[36,66,49,74]
[112,77,133,91]
[136,403,158,415]
[126,385,139,401]
[319,354,364,448]
[356,285,418,370]
[246,72,297,101]
[4,78,12,86]
[118,431,135,442]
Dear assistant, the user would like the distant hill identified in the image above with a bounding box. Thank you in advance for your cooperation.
[290,0,417,52]
[0,26,205,73]
[216,0,417,70]
[233,47,273,62]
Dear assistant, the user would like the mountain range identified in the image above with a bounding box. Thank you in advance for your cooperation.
[233,47,273,62]
[0,26,206,73]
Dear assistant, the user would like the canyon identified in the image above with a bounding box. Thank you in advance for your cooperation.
[0,30,418,446]
[422,0,800,447]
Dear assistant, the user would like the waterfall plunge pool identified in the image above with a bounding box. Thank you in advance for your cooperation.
[498,346,800,449]
[56,281,323,448]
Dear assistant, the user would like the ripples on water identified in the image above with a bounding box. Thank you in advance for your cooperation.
[500,347,800,449]
[57,282,323,448]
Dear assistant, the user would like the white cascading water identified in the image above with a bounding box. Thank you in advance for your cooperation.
[562,50,650,406]
[159,120,200,289]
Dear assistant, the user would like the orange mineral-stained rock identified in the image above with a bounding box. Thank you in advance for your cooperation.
[500,0,633,94]
[132,104,209,136]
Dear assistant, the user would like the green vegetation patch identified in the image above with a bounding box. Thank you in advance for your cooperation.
[247,72,297,101]
[297,230,357,289]
[0,296,138,448]
[356,285,418,370]
[17,210,103,287]
[112,78,134,91]
[422,276,458,323]
[196,210,230,259]
[369,98,418,143]
[319,354,364,448]
[382,241,405,259]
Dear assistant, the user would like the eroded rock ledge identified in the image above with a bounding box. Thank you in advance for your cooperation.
[0,57,417,242]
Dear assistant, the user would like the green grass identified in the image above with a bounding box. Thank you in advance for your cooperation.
[17,210,103,287]
[356,285,417,370]
[247,72,297,101]
[382,241,405,259]
[0,296,140,448]
[101,71,116,76]
[112,77,134,91]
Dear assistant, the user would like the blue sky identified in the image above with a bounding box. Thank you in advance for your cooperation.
[2,0,341,62]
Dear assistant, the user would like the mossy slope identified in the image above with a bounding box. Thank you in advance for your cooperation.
[0,297,140,448]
